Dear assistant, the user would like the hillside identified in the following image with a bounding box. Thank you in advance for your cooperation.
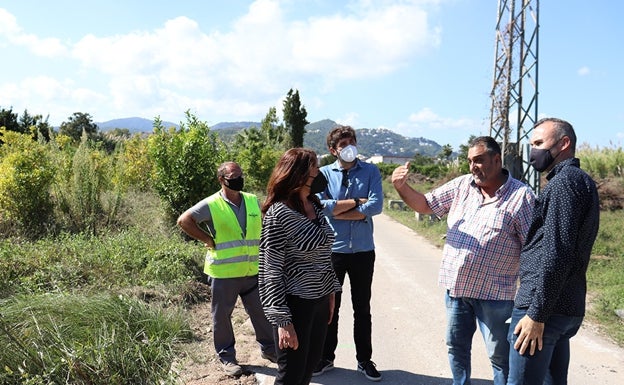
[97,117,444,157]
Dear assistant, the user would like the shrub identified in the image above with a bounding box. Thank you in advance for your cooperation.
[53,132,120,235]
[0,129,56,237]
[148,112,226,224]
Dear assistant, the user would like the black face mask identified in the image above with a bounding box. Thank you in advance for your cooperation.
[224,176,244,191]
[529,148,555,172]
[308,173,328,194]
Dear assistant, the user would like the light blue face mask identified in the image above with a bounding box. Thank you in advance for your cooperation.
[339,145,358,162]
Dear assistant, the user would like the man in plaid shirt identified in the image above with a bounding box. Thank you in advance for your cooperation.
[392,136,535,385]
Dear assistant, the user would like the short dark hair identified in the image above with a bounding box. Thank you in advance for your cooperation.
[326,125,357,150]
[534,117,577,150]
[469,136,501,156]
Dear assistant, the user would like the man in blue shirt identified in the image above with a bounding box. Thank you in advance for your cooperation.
[313,125,384,382]
[507,118,600,385]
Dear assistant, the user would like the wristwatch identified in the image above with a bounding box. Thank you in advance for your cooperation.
[353,198,360,208]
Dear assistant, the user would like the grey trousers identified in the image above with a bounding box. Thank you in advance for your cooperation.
[209,275,275,363]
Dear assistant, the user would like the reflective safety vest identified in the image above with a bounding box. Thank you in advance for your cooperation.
[204,191,261,278]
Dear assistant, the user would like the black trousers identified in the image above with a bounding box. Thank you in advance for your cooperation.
[274,294,330,385]
[322,250,375,363]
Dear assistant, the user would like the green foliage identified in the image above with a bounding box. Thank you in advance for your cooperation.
[586,210,624,343]
[578,144,624,178]
[0,293,191,385]
[0,129,56,237]
[53,133,120,235]
[0,227,202,298]
[282,88,309,148]
[0,107,20,133]
[116,134,153,191]
[148,112,226,224]
[438,144,453,161]
[232,108,285,191]
[59,112,99,143]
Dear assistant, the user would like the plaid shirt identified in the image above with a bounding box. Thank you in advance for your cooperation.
[426,172,535,300]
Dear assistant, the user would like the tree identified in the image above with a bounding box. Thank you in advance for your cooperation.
[147,112,226,223]
[282,88,308,148]
[19,109,52,141]
[59,112,98,142]
[457,135,476,174]
[438,144,453,162]
[232,107,285,191]
[0,107,20,133]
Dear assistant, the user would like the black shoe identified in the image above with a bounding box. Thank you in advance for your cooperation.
[357,360,382,381]
[261,351,277,363]
[312,359,334,376]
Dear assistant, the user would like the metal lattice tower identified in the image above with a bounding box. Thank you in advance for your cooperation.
[489,0,540,192]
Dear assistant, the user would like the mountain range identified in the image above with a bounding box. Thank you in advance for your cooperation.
[97,117,444,157]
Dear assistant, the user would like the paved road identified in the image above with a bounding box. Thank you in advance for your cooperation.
[260,213,624,384]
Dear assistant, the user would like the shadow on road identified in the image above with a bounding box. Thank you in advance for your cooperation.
[311,367,493,385]
[248,365,494,385]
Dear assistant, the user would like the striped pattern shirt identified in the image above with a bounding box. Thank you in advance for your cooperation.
[426,172,535,300]
[259,201,341,327]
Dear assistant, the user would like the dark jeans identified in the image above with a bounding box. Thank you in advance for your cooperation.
[507,307,583,385]
[322,250,375,363]
[274,294,330,385]
[209,276,275,363]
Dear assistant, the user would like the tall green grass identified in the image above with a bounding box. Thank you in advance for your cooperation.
[0,293,192,385]
[578,144,623,178]
[0,228,203,298]
[0,190,207,384]
[586,210,624,343]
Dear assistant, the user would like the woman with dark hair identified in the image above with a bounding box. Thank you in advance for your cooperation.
[259,148,341,385]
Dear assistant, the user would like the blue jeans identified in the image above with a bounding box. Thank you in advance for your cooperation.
[507,307,583,385]
[445,292,513,385]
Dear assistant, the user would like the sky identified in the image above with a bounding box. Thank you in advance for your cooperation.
[0,0,622,150]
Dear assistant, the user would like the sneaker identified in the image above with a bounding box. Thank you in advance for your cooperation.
[312,359,334,376]
[357,360,382,381]
[220,360,243,376]
[261,351,277,363]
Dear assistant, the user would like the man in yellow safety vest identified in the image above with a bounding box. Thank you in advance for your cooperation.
[178,161,276,377]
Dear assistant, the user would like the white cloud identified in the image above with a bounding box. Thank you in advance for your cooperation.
[0,8,67,57]
[394,107,487,148]
[578,66,590,76]
[335,112,361,127]
[1,1,442,124]
[69,0,441,116]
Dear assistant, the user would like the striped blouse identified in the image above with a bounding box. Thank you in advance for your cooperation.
[259,201,341,327]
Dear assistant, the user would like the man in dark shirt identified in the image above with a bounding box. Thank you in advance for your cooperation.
[507,118,600,385]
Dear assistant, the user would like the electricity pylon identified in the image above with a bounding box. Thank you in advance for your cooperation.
[489,0,540,192]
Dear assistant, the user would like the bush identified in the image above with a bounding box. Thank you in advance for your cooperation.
[0,129,56,237]
[53,133,120,235]
[148,113,226,224]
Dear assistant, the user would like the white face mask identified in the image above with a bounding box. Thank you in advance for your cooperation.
[339,145,358,163]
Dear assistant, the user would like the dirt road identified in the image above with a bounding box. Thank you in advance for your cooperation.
[290,213,623,385]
